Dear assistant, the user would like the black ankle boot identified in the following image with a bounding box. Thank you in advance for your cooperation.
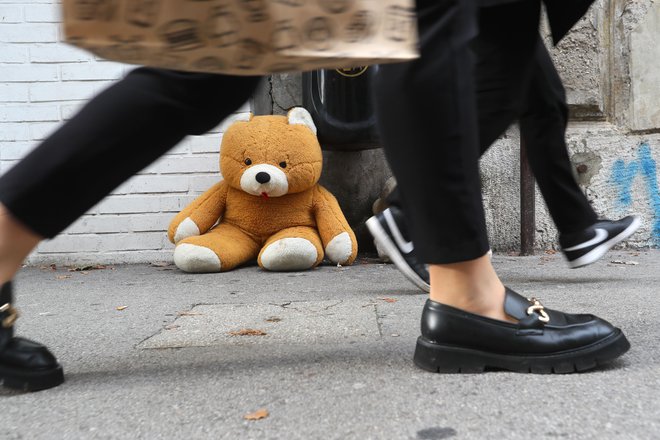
[0,282,64,391]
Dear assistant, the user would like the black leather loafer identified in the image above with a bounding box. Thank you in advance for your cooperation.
[414,287,630,374]
[0,282,64,391]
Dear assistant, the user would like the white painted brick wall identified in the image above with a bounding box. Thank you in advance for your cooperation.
[0,1,252,265]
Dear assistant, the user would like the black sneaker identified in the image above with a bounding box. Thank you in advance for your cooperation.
[559,215,642,269]
[366,206,431,292]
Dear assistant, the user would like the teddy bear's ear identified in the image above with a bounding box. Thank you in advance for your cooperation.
[232,112,253,123]
[287,107,317,135]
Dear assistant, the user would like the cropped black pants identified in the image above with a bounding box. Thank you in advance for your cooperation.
[375,0,595,264]
[475,6,597,237]
[0,69,261,237]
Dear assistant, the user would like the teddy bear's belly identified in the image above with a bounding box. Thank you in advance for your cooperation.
[222,192,316,240]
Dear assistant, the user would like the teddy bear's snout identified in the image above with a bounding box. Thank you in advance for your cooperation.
[255,172,271,184]
[240,163,289,197]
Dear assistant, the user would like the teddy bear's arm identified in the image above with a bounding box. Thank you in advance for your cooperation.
[167,181,228,244]
[313,185,358,265]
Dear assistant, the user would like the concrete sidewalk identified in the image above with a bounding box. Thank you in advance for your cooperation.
[2,250,659,440]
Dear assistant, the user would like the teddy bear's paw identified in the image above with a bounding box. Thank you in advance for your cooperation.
[325,232,354,264]
[173,243,222,273]
[173,217,201,243]
[260,238,318,271]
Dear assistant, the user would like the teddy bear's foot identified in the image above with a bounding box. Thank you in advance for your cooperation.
[173,243,222,273]
[260,238,319,271]
[325,232,354,264]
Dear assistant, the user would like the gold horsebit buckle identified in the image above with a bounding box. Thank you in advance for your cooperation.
[526,297,550,323]
[0,303,19,328]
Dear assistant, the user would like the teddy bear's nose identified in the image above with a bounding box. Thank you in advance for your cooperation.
[255,172,271,184]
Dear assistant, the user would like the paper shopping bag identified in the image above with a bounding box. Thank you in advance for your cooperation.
[62,0,419,75]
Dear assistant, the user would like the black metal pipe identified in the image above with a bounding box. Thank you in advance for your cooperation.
[520,136,536,255]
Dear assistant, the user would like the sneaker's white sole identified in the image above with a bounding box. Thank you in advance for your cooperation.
[366,216,430,292]
[568,215,642,269]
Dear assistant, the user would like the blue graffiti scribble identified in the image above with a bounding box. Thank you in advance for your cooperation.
[638,144,660,243]
[612,159,639,208]
[611,142,660,246]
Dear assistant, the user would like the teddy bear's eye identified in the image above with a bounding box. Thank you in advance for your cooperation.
[279,161,287,168]
[244,158,252,166]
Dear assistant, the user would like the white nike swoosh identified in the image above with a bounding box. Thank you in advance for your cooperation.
[383,209,415,254]
[563,228,608,251]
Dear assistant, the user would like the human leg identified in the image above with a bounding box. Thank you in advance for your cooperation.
[374,0,629,373]
[374,0,506,316]
[370,0,540,298]
[0,205,41,284]
[519,43,598,233]
[520,45,641,267]
[375,0,537,318]
[374,0,487,265]
[0,69,261,285]
[374,11,637,287]
[0,69,261,390]
[0,68,261,241]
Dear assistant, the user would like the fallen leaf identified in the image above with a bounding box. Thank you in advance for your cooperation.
[244,409,269,421]
[378,297,398,303]
[229,328,267,336]
[164,324,180,330]
[41,264,57,271]
[56,275,72,280]
[116,305,128,311]
[68,265,107,272]
[265,317,282,323]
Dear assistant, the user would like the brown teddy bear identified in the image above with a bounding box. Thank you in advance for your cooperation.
[168,107,358,272]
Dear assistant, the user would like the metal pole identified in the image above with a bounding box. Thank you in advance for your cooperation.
[520,136,535,256]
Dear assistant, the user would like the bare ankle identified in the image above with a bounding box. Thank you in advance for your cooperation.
[428,254,515,322]
[0,204,42,284]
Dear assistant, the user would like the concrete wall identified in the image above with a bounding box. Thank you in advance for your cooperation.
[1,1,658,264]
[0,2,251,264]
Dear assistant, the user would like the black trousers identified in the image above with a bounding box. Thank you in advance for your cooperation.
[475,5,597,235]
[0,69,261,237]
[517,43,598,234]
[387,4,597,253]
[375,0,560,264]
[376,0,594,264]
[375,0,487,264]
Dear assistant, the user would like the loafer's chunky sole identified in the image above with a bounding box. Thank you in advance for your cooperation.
[414,329,630,374]
[0,363,64,391]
